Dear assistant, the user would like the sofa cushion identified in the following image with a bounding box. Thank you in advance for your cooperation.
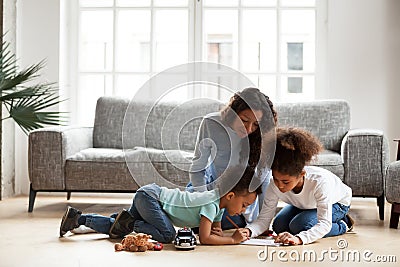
[65,160,139,191]
[66,147,194,189]
[93,97,130,149]
[93,97,221,150]
[67,147,193,163]
[276,100,350,152]
[134,99,222,150]
[311,150,344,179]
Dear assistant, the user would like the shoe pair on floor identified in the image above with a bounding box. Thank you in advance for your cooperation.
[59,206,135,238]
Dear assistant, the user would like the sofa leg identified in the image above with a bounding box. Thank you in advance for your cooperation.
[28,184,37,213]
[389,203,400,229]
[67,191,71,200]
[377,193,385,221]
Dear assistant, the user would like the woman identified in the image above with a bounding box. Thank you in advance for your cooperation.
[187,87,277,229]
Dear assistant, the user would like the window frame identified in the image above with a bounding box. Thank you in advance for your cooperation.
[63,0,327,124]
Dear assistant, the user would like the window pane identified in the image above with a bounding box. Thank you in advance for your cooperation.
[280,10,315,72]
[80,11,113,71]
[80,0,112,7]
[280,0,315,7]
[241,10,276,72]
[115,74,149,98]
[116,0,150,7]
[242,0,277,7]
[203,0,239,7]
[159,84,193,103]
[78,74,112,125]
[287,77,302,93]
[287,43,303,70]
[154,10,188,71]
[116,10,151,72]
[190,83,229,102]
[247,75,277,101]
[280,75,314,101]
[203,10,238,68]
[154,0,188,7]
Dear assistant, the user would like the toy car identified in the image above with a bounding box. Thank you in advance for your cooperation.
[174,227,197,250]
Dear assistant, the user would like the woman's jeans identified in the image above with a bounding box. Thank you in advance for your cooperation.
[272,203,350,237]
[84,184,176,243]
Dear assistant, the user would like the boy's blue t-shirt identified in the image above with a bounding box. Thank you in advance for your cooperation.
[159,187,224,228]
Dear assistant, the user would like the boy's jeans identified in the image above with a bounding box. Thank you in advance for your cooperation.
[129,184,176,243]
[84,184,176,243]
[272,203,350,237]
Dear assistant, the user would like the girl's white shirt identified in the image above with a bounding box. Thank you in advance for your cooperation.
[247,166,352,244]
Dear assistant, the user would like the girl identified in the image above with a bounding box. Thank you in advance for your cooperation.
[244,127,353,245]
[60,166,261,245]
[188,87,277,229]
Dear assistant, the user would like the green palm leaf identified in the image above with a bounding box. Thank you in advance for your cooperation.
[1,40,67,134]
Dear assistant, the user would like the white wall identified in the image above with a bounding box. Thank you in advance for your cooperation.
[385,0,400,160]
[316,0,400,160]
[15,0,60,195]
[2,0,16,198]
[12,0,400,195]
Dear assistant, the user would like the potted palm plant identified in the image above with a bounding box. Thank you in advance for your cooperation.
[0,41,66,134]
[0,39,66,199]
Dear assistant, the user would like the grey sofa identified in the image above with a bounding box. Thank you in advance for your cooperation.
[385,161,400,228]
[28,97,389,219]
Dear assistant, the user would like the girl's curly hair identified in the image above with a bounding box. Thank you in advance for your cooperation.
[220,87,277,169]
[272,127,323,176]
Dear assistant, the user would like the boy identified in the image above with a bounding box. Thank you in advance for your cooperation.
[60,165,261,245]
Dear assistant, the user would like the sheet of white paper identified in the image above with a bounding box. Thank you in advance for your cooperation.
[240,238,281,246]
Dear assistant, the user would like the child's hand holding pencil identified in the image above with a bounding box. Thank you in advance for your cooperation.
[226,216,250,242]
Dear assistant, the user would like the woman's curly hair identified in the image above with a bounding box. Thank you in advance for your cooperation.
[220,87,277,169]
[272,127,323,176]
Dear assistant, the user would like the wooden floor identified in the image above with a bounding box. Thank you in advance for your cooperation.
[0,194,398,267]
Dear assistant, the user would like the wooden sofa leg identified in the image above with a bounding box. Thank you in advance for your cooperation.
[377,193,385,220]
[389,203,400,229]
[28,184,37,213]
[67,191,71,200]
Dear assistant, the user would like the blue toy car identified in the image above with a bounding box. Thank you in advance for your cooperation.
[174,227,197,250]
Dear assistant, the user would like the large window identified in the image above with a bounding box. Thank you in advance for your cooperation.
[64,0,323,125]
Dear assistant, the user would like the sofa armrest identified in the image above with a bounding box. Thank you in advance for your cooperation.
[341,129,389,197]
[386,161,400,204]
[28,126,93,190]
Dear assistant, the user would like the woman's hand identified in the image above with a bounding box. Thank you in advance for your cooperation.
[231,229,250,244]
[211,227,223,236]
[274,232,302,245]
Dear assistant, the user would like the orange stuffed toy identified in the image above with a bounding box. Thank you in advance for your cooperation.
[114,233,155,252]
